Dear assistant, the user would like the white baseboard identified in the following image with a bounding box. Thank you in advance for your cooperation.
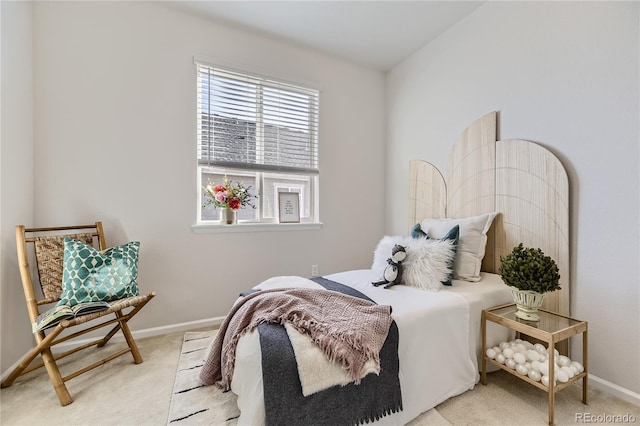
[588,374,640,407]
[0,316,225,383]
[119,316,226,342]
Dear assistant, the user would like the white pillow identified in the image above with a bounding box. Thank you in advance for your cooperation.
[372,235,455,291]
[420,212,498,282]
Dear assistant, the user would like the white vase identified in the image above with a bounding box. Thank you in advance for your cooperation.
[510,287,545,321]
[219,208,236,225]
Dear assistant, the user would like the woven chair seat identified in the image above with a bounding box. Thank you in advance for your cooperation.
[62,293,155,327]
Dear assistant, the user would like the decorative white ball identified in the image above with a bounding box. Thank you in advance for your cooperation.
[503,348,515,359]
[541,375,550,387]
[531,360,542,371]
[561,366,575,379]
[539,362,549,375]
[523,340,534,349]
[569,364,579,375]
[534,343,547,353]
[528,369,541,381]
[526,349,541,362]
[499,342,509,350]
[486,348,497,359]
[515,343,527,352]
[516,363,529,375]
[506,358,517,369]
[538,354,547,362]
[571,361,584,373]
[493,346,502,354]
[496,354,506,364]
[558,355,571,367]
[513,352,526,364]
[556,369,569,383]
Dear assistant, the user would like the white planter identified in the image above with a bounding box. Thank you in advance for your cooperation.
[510,287,545,321]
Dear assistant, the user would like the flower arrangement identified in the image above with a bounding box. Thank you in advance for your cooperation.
[203,176,257,210]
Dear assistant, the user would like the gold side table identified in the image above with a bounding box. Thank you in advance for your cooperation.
[482,303,588,426]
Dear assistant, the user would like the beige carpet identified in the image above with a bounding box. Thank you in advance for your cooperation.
[436,367,640,426]
[1,328,638,425]
[0,330,186,426]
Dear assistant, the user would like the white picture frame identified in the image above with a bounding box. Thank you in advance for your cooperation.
[278,192,300,223]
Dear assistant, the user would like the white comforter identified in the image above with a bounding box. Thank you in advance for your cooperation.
[230,269,512,425]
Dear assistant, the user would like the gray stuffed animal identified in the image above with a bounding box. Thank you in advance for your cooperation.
[372,244,407,289]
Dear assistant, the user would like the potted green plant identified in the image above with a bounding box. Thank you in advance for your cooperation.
[499,243,561,321]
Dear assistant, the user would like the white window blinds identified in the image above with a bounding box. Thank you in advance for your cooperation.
[197,63,320,175]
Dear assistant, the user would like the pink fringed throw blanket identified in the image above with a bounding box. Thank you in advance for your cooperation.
[199,287,393,391]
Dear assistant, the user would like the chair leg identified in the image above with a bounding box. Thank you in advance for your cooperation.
[4,298,155,405]
[1,327,63,388]
[97,322,122,348]
[1,352,36,389]
[98,300,150,349]
[116,311,143,364]
[2,345,74,406]
[41,347,73,406]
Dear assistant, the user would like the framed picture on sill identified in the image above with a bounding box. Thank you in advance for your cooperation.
[278,192,300,223]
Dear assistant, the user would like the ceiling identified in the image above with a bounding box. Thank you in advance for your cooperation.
[166,1,483,71]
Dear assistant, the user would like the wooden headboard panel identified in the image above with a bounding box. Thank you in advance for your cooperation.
[409,112,570,316]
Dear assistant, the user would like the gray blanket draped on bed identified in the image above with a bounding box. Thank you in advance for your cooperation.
[259,277,402,426]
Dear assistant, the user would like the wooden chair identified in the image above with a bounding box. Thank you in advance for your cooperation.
[1,222,156,406]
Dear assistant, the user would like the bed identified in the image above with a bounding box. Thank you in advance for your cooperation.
[201,111,570,425]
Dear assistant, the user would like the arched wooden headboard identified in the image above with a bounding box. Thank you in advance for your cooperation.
[409,112,570,316]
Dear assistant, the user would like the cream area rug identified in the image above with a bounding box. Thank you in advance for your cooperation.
[167,330,240,425]
[168,330,450,426]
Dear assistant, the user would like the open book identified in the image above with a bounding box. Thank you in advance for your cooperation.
[33,301,110,332]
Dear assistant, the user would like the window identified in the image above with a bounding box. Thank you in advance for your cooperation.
[196,62,320,225]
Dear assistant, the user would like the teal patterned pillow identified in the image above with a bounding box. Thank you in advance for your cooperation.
[57,238,140,307]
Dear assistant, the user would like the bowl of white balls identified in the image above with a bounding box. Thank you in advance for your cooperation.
[486,338,584,386]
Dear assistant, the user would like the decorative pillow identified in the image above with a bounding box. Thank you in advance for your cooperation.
[412,223,459,286]
[420,212,498,282]
[372,235,455,291]
[58,238,140,307]
[410,223,427,239]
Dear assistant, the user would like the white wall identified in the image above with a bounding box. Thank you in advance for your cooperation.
[387,1,639,394]
[1,1,35,375]
[0,1,386,372]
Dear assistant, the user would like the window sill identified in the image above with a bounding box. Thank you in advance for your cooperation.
[192,222,323,234]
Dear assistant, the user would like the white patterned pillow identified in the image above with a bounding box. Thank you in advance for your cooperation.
[420,212,497,282]
[372,236,455,291]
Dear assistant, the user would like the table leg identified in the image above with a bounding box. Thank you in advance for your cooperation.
[481,311,487,385]
[548,340,555,426]
[583,327,588,404]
